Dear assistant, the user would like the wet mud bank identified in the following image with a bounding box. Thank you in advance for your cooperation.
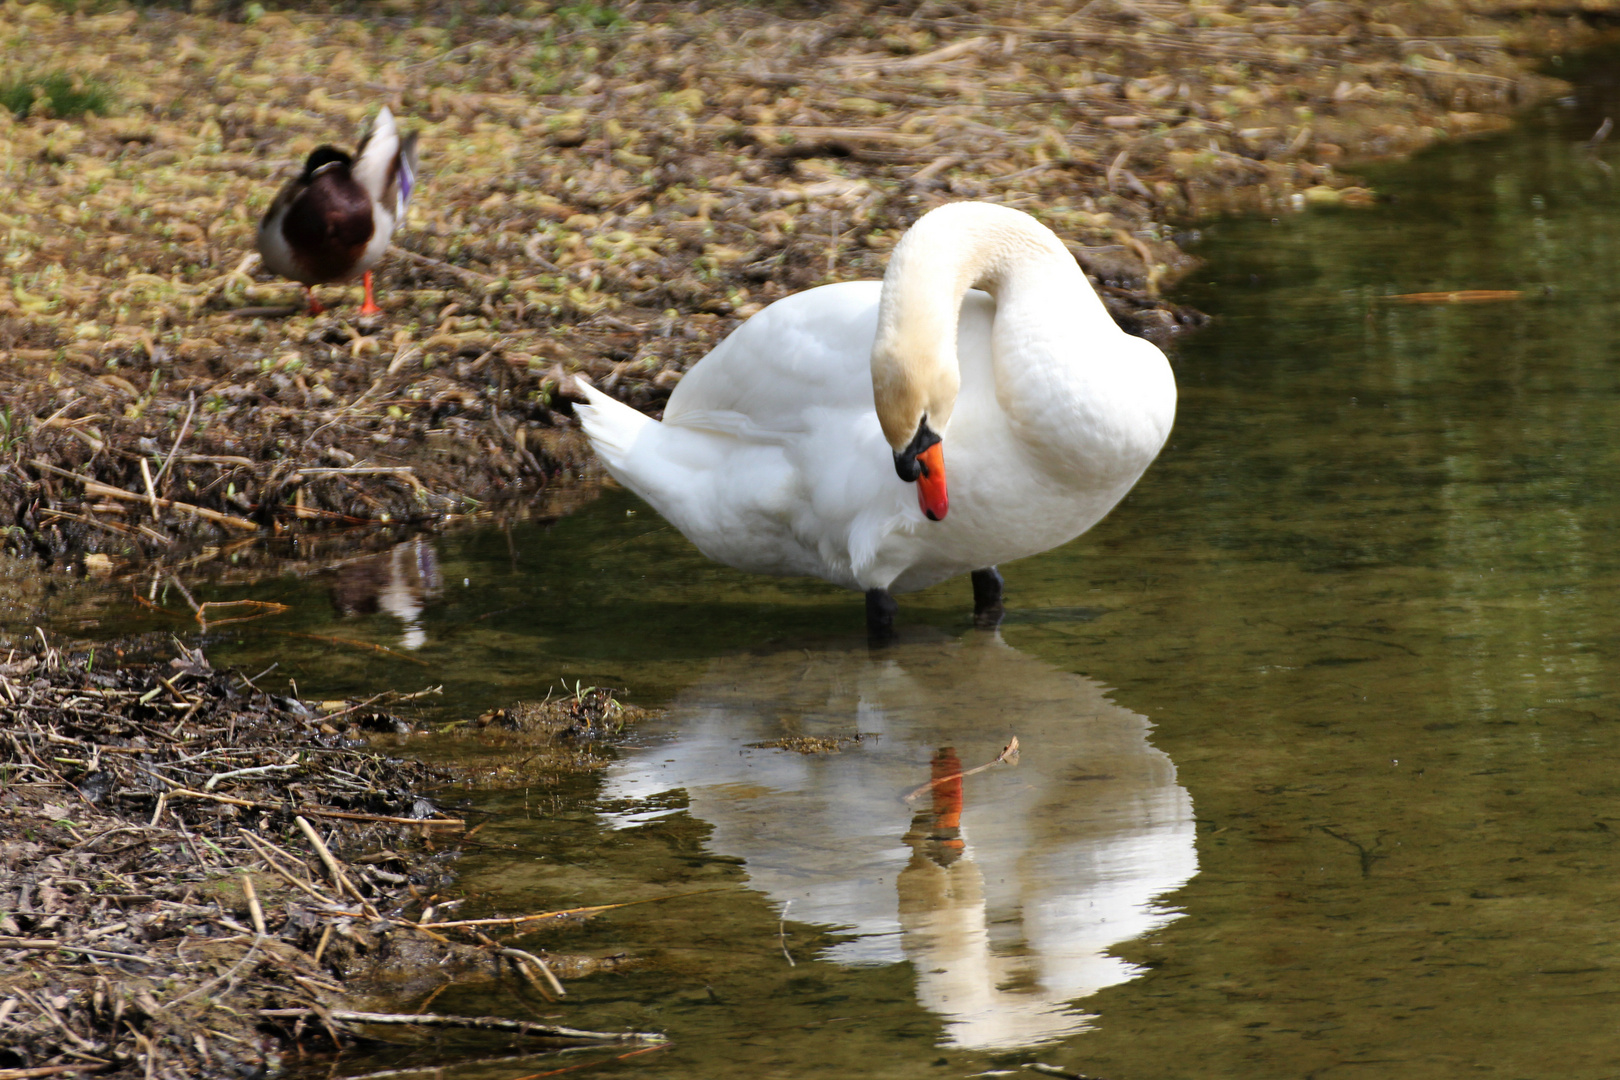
[3,0,1613,569]
[0,639,661,1078]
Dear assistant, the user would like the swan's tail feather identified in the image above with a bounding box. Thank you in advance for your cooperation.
[576,383,654,472]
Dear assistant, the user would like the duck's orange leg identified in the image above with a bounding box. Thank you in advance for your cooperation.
[358,271,382,316]
[304,287,325,316]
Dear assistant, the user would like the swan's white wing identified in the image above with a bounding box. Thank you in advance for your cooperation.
[584,280,922,590]
[664,281,883,436]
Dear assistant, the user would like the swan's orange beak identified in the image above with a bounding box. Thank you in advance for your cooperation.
[915,443,948,521]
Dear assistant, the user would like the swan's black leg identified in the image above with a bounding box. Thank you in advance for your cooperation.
[971,567,1005,629]
[866,588,898,640]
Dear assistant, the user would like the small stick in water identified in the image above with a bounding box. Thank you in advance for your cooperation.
[902,736,1020,803]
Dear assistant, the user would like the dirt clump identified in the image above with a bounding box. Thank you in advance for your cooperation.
[747,732,873,754]
[436,685,656,780]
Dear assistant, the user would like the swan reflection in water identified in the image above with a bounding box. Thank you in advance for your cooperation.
[601,631,1197,1050]
[326,539,441,650]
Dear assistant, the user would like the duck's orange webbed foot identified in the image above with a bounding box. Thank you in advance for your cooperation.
[358,271,383,317]
[305,287,325,316]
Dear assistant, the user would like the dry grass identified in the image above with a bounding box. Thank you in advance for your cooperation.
[0,0,1608,570]
[438,684,655,780]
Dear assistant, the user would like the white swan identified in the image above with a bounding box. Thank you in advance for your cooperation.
[576,202,1176,630]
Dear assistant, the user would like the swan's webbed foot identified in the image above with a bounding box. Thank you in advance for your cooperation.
[866,588,898,641]
[971,567,1004,629]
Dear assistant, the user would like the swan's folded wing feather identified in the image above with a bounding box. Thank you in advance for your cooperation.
[664,281,882,433]
[661,408,801,444]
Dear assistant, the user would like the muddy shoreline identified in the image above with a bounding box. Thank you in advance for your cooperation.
[0,639,662,1077]
[4,0,1614,570]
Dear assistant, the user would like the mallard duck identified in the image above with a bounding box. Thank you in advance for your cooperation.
[256,106,418,316]
[576,201,1177,634]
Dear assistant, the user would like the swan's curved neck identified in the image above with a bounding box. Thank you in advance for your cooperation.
[869,203,1109,451]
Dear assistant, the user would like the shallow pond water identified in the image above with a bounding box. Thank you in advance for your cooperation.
[17,54,1620,1080]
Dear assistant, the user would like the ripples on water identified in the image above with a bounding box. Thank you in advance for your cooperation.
[15,50,1620,1080]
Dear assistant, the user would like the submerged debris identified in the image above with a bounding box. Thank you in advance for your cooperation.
[439,685,655,781]
[747,733,873,755]
[475,684,645,739]
[0,640,661,1078]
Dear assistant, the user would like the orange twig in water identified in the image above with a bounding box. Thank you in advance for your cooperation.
[417,888,730,932]
[275,631,431,666]
[1384,289,1523,303]
[506,1042,674,1079]
[131,592,290,627]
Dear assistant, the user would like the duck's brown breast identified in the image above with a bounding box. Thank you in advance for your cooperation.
[284,174,375,284]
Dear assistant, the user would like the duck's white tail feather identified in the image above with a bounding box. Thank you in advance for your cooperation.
[576,383,655,473]
[352,107,399,202]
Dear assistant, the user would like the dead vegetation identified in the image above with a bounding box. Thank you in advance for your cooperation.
[747,732,872,754]
[1,0,1610,571]
[441,684,655,780]
[0,638,667,1078]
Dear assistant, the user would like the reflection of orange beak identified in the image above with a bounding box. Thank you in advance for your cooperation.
[915,442,948,521]
[931,748,964,830]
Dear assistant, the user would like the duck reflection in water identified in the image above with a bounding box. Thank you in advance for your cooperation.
[601,630,1197,1050]
[326,539,441,650]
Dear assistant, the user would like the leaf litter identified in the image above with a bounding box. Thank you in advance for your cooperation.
[1,0,1608,574]
[0,634,669,1077]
